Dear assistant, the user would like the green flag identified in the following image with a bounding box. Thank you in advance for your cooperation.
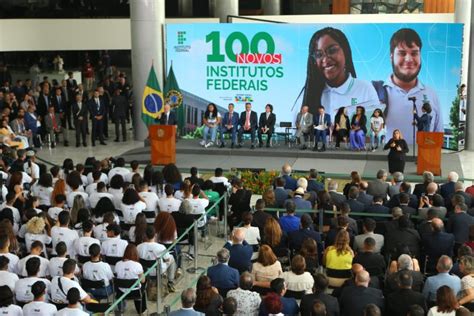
[164,63,184,134]
[141,64,164,127]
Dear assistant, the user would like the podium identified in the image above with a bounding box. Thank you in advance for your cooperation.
[149,125,176,165]
[416,131,443,176]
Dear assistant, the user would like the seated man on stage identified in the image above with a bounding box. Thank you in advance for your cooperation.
[237,102,258,149]
[313,105,331,152]
[219,103,239,148]
[257,104,276,148]
[295,105,313,150]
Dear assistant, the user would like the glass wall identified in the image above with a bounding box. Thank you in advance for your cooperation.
[350,0,424,14]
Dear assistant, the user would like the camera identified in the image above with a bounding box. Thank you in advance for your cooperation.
[408,96,417,102]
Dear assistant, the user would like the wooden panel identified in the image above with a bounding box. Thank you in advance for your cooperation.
[424,0,455,13]
[332,0,350,14]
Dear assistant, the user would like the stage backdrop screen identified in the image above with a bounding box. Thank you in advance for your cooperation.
[166,23,463,148]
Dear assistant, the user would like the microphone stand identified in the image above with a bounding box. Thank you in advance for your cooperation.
[410,98,417,161]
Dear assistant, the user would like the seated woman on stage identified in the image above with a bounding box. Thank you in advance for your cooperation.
[349,106,367,151]
[200,103,221,148]
[257,104,276,148]
[369,108,385,151]
[334,107,350,149]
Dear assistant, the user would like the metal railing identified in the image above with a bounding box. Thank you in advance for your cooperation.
[103,192,229,315]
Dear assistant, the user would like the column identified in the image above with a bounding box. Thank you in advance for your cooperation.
[178,0,193,17]
[466,0,474,150]
[130,0,165,141]
[210,0,239,23]
[262,0,281,15]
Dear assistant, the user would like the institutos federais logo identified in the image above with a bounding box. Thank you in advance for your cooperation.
[174,31,191,52]
[204,31,284,92]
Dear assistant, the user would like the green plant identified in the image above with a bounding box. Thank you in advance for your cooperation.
[448,85,461,150]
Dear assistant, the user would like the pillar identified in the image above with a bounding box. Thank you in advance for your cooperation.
[262,0,281,15]
[178,0,193,17]
[130,0,165,141]
[466,0,474,150]
[210,0,239,23]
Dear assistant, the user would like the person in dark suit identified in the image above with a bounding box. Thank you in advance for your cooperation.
[386,270,427,316]
[219,103,239,148]
[44,105,68,147]
[158,103,178,126]
[207,248,239,292]
[281,163,297,191]
[288,214,322,253]
[413,171,435,198]
[422,218,455,273]
[413,102,432,132]
[237,102,258,149]
[352,237,386,278]
[357,182,374,207]
[257,104,276,148]
[313,105,331,152]
[98,86,110,138]
[384,129,409,174]
[50,87,66,124]
[274,177,292,208]
[385,182,419,209]
[251,199,271,236]
[339,270,384,316]
[259,278,299,315]
[328,180,347,209]
[24,104,42,147]
[72,94,88,147]
[367,169,389,200]
[66,72,78,129]
[440,172,459,204]
[228,180,251,230]
[347,187,366,214]
[88,89,107,146]
[446,203,474,245]
[307,169,324,193]
[300,274,340,316]
[36,85,51,119]
[447,184,473,212]
[385,215,421,259]
[223,228,253,274]
[284,188,312,210]
[111,88,128,142]
[365,196,390,219]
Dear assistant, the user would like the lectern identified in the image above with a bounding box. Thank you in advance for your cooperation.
[149,125,176,165]
[416,131,443,176]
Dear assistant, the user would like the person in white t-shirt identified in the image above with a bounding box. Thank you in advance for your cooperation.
[82,243,114,298]
[50,259,92,304]
[17,241,50,278]
[186,184,209,228]
[24,150,40,184]
[128,213,147,244]
[85,170,102,195]
[137,180,159,224]
[47,193,67,222]
[0,235,19,273]
[125,160,141,183]
[92,212,115,242]
[0,286,22,316]
[86,161,109,186]
[30,173,54,207]
[209,168,231,188]
[89,182,115,209]
[0,257,18,293]
[22,281,57,316]
[137,226,177,292]
[51,211,79,258]
[24,216,52,253]
[369,108,385,152]
[0,192,21,229]
[108,158,131,181]
[108,175,124,210]
[15,256,52,303]
[101,224,128,272]
[74,220,100,259]
[115,244,146,314]
[54,287,88,316]
[66,177,89,209]
[200,103,221,148]
[121,188,147,224]
[76,164,88,189]
[158,184,181,213]
[48,242,79,277]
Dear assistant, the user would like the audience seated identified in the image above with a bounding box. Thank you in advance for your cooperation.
[353,218,384,253]
[288,213,322,253]
[279,200,301,234]
[251,245,282,289]
[300,273,340,316]
[224,228,253,274]
[207,248,239,295]
[323,230,354,288]
[259,278,299,315]
[194,275,223,315]
[387,270,427,315]
[385,254,425,294]
[227,272,261,316]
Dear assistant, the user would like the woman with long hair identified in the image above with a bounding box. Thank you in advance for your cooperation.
[92,197,117,224]
[200,103,221,148]
[262,188,277,208]
[129,213,147,245]
[31,173,54,209]
[61,158,74,178]
[370,108,385,151]
[70,194,86,225]
[262,217,288,258]
[150,170,165,197]
[301,27,378,117]
[174,179,192,201]
[384,129,409,174]
[0,219,19,254]
[251,244,282,289]
[162,163,182,191]
[428,286,458,315]
[120,188,146,224]
[343,171,361,197]
[51,178,67,206]
[108,174,124,210]
[323,229,354,287]
[458,255,474,306]
[334,106,350,149]
[349,106,367,151]
[194,275,223,315]
[300,238,319,274]
[143,164,154,186]
[154,211,182,273]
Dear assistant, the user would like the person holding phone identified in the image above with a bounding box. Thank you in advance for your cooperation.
[384,129,409,174]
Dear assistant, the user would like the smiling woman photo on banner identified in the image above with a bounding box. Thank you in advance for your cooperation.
[301,27,379,119]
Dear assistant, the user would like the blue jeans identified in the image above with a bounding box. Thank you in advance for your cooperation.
[203,125,217,142]
[219,126,237,144]
[88,284,113,299]
[314,129,327,145]
[370,133,382,148]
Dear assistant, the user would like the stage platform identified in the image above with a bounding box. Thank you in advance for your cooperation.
[119,139,463,178]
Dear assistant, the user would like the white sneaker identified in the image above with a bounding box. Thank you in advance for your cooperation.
[205,141,213,148]
[199,140,206,146]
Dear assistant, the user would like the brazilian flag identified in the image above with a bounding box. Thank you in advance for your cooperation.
[164,63,184,134]
[141,64,164,127]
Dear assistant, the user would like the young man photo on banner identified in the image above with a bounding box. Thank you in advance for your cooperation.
[382,28,443,142]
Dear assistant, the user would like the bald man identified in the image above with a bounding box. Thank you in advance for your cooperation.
[224,228,253,274]
[340,270,384,316]
[422,218,455,273]
[422,255,461,303]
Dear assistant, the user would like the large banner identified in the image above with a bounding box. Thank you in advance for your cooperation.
[166,23,463,148]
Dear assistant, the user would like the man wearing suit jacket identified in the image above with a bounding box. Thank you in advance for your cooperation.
[257,103,276,148]
[111,88,128,142]
[367,169,389,201]
[66,72,78,129]
[51,87,67,131]
[422,218,455,272]
[224,228,253,274]
[300,274,340,316]
[10,108,32,147]
[339,270,384,316]
[288,214,322,253]
[88,89,107,146]
[37,85,51,119]
[313,105,331,152]
[158,103,178,126]
[207,248,239,292]
[296,105,313,150]
[440,171,458,204]
[169,288,203,316]
[219,103,239,148]
[237,102,258,149]
[24,104,41,147]
[72,94,88,147]
[44,105,68,148]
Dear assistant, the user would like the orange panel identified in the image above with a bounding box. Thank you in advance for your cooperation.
[332,0,350,14]
[149,125,176,165]
[416,132,444,176]
[424,0,455,13]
